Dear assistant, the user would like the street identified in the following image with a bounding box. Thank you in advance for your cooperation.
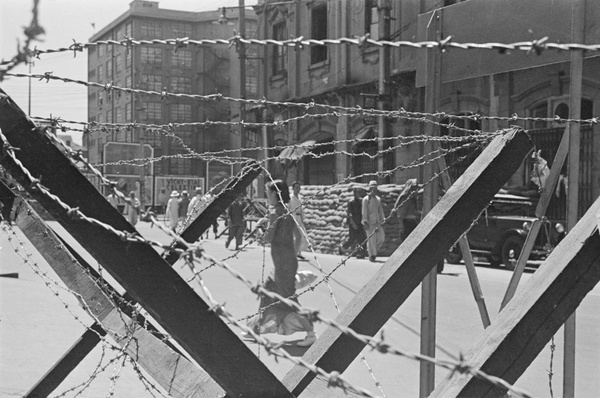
[1,219,599,397]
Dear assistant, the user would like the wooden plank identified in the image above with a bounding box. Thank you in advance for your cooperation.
[430,195,600,397]
[0,90,293,397]
[25,323,106,398]
[283,128,533,396]
[500,126,570,309]
[163,160,261,264]
[0,191,225,398]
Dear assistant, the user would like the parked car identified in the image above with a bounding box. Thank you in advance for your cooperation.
[445,193,565,269]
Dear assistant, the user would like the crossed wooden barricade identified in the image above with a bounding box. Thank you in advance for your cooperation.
[1,88,598,397]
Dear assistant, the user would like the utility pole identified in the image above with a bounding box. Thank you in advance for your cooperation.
[377,0,391,181]
[238,0,246,174]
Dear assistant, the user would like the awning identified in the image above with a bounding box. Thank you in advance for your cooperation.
[277,140,316,166]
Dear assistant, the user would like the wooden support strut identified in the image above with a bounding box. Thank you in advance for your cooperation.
[0,181,226,398]
[0,90,293,397]
[285,128,534,396]
[430,194,600,398]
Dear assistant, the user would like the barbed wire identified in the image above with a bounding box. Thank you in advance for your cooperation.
[9,72,600,127]
[17,34,600,59]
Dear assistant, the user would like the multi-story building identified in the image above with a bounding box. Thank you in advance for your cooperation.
[255,0,599,219]
[86,1,257,208]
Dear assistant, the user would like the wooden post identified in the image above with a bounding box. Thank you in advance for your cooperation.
[377,0,391,180]
[420,8,442,396]
[500,126,570,310]
[282,129,533,396]
[564,1,585,395]
[0,90,293,398]
[430,195,600,397]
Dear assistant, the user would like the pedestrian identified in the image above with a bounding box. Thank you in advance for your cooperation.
[246,180,317,347]
[106,186,120,210]
[289,181,309,260]
[394,179,421,243]
[225,196,245,250]
[166,190,180,232]
[362,180,385,262]
[340,187,368,258]
[179,190,190,225]
[124,191,140,226]
[187,187,203,221]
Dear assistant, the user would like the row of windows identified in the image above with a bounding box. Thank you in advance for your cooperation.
[138,75,192,93]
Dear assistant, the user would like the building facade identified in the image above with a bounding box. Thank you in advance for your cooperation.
[255,0,598,219]
[86,0,257,208]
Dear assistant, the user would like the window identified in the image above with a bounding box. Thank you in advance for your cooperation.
[141,20,162,38]
[169,149,191,175]
[272,22,287,74]
[89,92,96,103]
[125,22,132,38]
[115,54,122,72]
[141,47,163,64]
[174,128,192,147]
[126,49,132,68]
[171,49,192,68]
[106,60,113,78]
[99,44,104,57]
[171,103,192,121]
[125,75,132,88]
[172,22,192,38]
[141,129,162,148]
[170,76,191,93]
[143,74,162,91]
[106,111,113,123]
[98,65,104,81]
[125,103,131,121]
[88,68,96,81]
[310,5,328,64]
[115,106,123,123]
[364,0,379,40]
[143,102,162,120]
[245,128,258,148]
[98,92,104,107]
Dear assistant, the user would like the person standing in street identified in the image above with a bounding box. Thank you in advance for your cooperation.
[246,180,316,347]
[362,180,385,262]
[340,187,367,258]
[187,187,203,221]
[106,185,121,211]
[179,190,190,225]
[289,181,308,260]
[225,196,245,250]
[124,191,141,226]
[166,190,180,232]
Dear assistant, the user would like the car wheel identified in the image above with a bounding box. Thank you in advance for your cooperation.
[501,235,525,270]
[445,244,463,264]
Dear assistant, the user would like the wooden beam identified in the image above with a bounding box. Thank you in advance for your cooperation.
[430,195,600,397]
[500,125,570,309]
[0,90,292,397]
[282,128,533,396]
[25,323,106,398]
[0,189,226,398]
[163,160,261,264]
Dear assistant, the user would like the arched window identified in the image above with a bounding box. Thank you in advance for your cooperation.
[352,126,377,183]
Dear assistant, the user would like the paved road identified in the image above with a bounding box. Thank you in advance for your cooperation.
[1,220,599,397]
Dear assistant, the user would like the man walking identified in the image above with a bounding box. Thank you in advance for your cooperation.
[340,187,367,258]
[362,180,385,262]
[225,196,245,250]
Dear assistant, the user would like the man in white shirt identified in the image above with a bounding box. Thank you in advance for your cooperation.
[362,180,385,262]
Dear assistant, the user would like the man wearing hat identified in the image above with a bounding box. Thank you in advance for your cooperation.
[187,187,203,222]
[166,190,180,232]
[179,190,190,225]
[362,180,385,262]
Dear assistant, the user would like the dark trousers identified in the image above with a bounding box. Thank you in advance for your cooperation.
[343,225,367,256]
[226,223,244,248]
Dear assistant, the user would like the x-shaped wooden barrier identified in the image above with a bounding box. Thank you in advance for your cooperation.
[5,87,594,398]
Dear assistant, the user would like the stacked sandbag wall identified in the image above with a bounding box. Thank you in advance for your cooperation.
[299,183,408,256]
